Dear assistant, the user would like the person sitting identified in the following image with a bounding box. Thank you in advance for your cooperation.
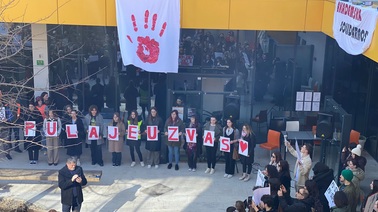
[269,151,282,169]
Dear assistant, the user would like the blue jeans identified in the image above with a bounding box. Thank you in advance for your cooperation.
[62,203,81,212]
[168,146,179,164]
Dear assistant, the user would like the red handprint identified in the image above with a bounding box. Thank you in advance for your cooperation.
[127,10,167,64]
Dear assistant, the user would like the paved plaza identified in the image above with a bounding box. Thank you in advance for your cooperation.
[0,143,377,211]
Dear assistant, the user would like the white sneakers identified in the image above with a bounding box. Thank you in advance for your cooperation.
[243,174,250,182]
[204,168,211,173]
[192,168,196,172]
[155,165,159,169]
[140,162,145,167]
[210,168,215,174]
[224,174,228,178]
[131,162,136,167]
[227,174,233,179]
[239,173,246,180]
[188,168,192,171]
[147,165,152,168]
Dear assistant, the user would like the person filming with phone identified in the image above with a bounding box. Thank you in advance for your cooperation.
[58,157,87,212]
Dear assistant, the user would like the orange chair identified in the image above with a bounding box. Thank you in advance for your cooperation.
[350,130,360,144]
[260,129,280,155]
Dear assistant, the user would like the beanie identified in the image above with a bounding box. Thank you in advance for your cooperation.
[351,144,362,156]
[341,169,353,182]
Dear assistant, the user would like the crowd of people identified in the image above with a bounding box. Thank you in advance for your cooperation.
[228,140,377,212]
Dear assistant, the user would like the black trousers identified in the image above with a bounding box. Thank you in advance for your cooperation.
[187,149,197,169]
[90,140,103,164]
[28,148,40,161]
[206,142,219,169]
[129,145,143,162]
[224,144,235,175]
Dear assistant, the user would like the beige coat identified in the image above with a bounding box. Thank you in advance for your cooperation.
[108,121,126,153]
[288,144,312,188]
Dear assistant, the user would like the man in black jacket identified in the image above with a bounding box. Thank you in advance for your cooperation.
[278,185,312,212]
[58,157,87,212]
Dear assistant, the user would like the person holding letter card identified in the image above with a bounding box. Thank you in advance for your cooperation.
[164,110,184,171]
[84,105,105,166]
[222,118,240,178]
[126,110,145,167]
[185,115,201,172]
[23,102,43,164]
[43,109,62,166]
[64,110,85,166]
[238,124,256,182]
[203,116,222,175]
[145,107,163,169]
[108,112,126,166]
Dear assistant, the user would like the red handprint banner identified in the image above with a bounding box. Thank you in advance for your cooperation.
[116,0,180,73]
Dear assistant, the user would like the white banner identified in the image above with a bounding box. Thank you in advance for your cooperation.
[116,0,180,73]
[333,0,378,55]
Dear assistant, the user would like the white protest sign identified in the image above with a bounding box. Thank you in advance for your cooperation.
[88,126,99,140]
[127,125,138,141]
[252,187,271,206]
[185,128,197,143]
[24,121,36,137]
[168,126,179,142]
[238,139,249,156]
[45,121,58,137]
[325,180,339,208]
[255,169,266,187]
[66,124,78,139]
[108,126,119,141]
[147,126,158,141]
[219,136,230,152]
[203,130,214,147]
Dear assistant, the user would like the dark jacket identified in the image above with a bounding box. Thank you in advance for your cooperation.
[145,115,163,151]
[240,132,256,164]
[58,165,87,206]
[279,193,313,212]
[279,172,292,193]
[313,162,334,212]
[164,117,185,147]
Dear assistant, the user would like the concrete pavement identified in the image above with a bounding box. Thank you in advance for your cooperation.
[0,142,377,211]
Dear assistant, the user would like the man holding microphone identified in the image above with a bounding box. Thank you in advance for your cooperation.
[58,157,87,212]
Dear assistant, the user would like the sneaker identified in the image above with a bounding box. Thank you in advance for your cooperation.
[192,168,196,172]
[155,165,159,169]
[227,174,233,179]
[131,162,136,167]
[243,174,250,182]
[175,164,179,171]
[239,173,246,180]
[147,165,152,169]
[210,168,215,174]
[30,160,34,164]
[76,159,81,166]
[5,154,12,160]
[140,162,145,167]
[188,168,192,171]
[224,174,228,178]
[167,163,172,169]
[34,161,38,164]
[15,148,22,153]
[204,168,211,174]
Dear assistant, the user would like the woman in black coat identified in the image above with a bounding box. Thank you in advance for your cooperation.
[23,102,44,164]
[278,160,292,193]
[64,110,85,165]
[238,123,256,182]
[145,107,164,168]
[312,162,334,212]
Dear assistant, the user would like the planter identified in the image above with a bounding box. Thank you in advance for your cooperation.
[359,135,367,151]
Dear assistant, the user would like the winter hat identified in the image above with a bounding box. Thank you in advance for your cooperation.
[351,144,362,156]
[341,169,353,182]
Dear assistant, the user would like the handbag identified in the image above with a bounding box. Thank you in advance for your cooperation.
[232,143,240,160]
